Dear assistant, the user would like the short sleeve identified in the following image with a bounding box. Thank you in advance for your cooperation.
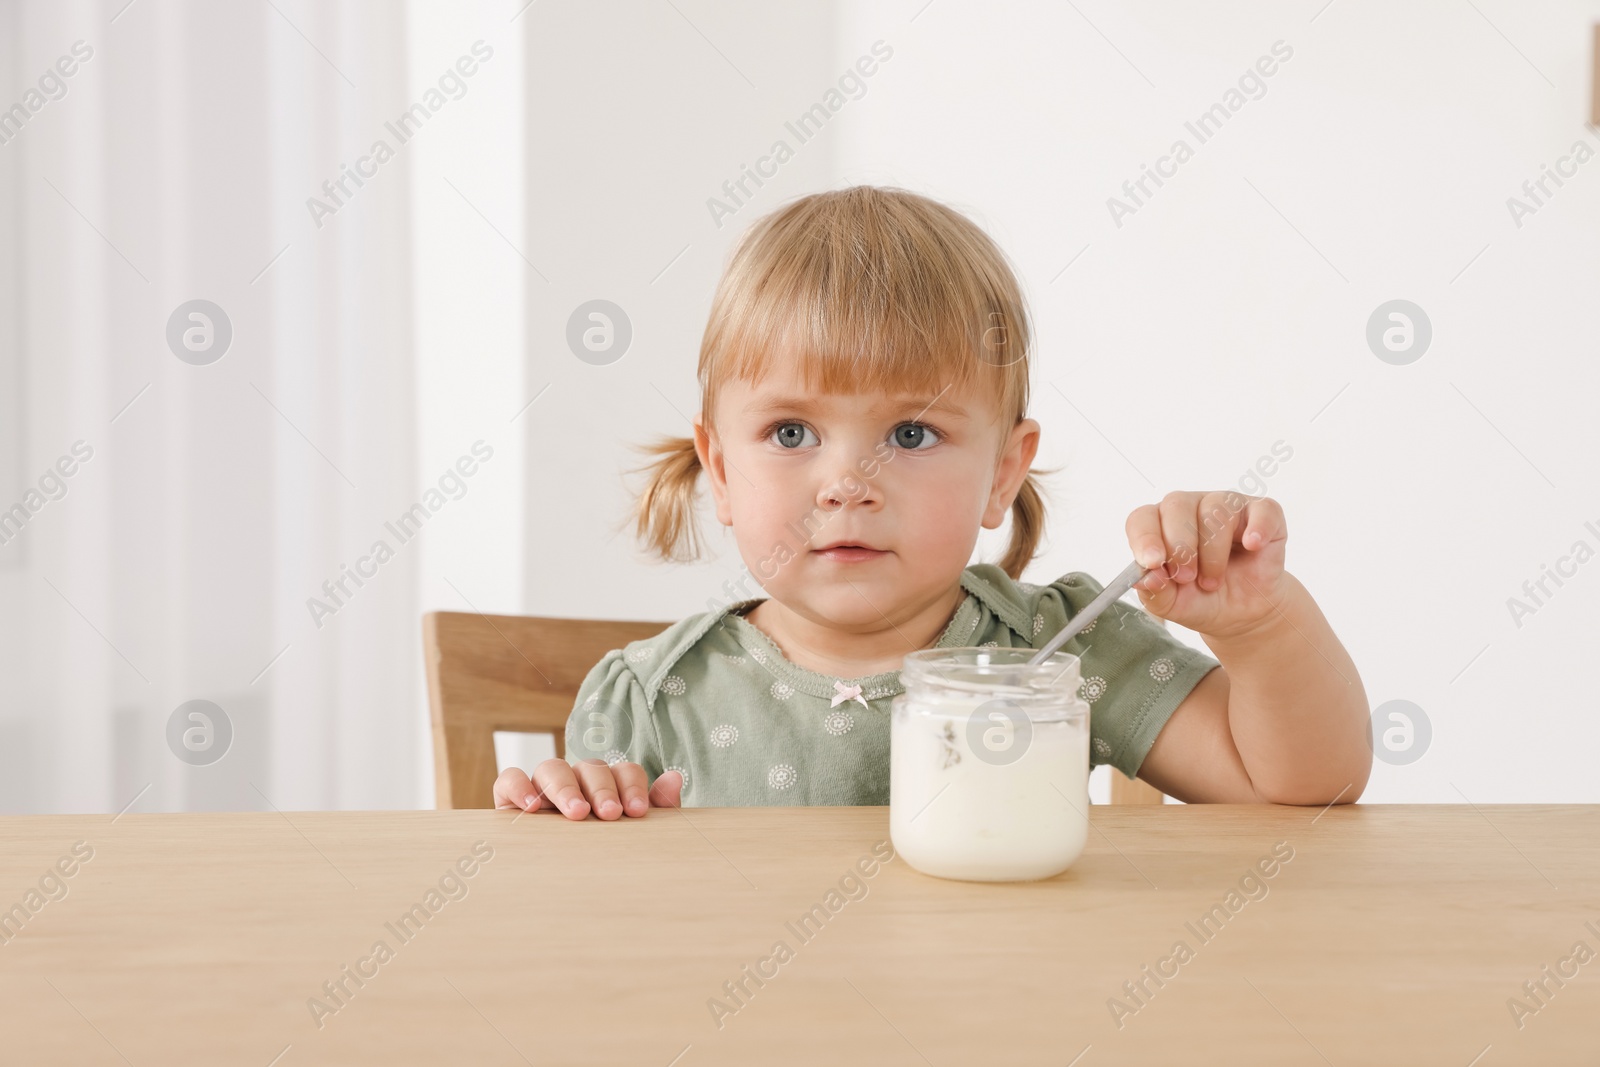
[564,649,664,776]
[1033,572,1220,779]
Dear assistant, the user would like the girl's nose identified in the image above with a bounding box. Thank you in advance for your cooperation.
[815,457,882,511]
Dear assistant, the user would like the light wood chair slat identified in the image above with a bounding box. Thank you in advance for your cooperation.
[423,611,671,809]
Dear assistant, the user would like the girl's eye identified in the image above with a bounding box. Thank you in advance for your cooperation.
[770,422,819,449]
[891,422,941,450]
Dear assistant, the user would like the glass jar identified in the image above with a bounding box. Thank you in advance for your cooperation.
[890,647,1091,882]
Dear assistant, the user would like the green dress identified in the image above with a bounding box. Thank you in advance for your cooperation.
[564,563,1220,805]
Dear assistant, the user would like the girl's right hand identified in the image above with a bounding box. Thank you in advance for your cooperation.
[493,759,683,819]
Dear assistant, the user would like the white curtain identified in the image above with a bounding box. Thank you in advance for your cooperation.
[0,0,450,813]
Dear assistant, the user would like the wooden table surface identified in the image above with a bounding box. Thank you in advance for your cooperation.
[1,804,1596,1065]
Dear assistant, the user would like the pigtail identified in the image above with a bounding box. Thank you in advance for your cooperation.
[628,435,706,563]
[997,467,1054,581]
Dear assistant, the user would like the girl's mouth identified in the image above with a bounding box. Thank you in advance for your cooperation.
[812,543,889,563]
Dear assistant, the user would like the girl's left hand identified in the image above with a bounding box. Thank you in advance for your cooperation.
[1126,491,1288,641]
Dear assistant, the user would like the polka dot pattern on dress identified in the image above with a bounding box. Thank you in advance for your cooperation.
[1092,737,1113,759]
[768,763,797,790]
[823,710,854,735]
[709,724,739,748]
[661,675,687,696]
[1149,657,1175,682]
[603,748,626,765]
[770,680,795,700]
[1080,675,1108,703]
[624,646,654,663]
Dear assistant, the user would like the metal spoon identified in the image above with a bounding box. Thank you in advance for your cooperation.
[1026,559,1154,666]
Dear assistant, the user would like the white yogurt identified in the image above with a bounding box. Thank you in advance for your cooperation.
[889,649,1090,882]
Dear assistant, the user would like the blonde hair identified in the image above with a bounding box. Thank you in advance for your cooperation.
[628,185,1053,580]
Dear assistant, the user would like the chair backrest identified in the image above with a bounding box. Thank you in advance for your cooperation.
[422,611,671,809]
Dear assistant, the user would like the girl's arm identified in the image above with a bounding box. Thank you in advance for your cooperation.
[1136,572,1372,805]
[1118,492,1371,806]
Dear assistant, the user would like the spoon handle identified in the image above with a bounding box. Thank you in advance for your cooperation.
[1027,560,1153,666]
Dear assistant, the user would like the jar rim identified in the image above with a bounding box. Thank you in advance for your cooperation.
[901,646,1083,693]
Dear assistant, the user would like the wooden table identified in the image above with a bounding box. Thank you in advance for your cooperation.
[1,805,1596,1065]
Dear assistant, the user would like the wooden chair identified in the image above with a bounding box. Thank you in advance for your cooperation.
[423,610,1168,809]
[423,612,672,809]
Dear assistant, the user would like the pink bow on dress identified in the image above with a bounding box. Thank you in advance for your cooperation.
[831,680,869,708]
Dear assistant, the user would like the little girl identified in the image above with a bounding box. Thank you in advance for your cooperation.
[494,186,1371,819]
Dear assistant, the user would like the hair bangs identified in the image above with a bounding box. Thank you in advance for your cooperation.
[713,269,987,404]
[700,186,1028,428]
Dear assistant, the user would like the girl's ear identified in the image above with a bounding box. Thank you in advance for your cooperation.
[693,413,733,526]
[982,418,1041,529]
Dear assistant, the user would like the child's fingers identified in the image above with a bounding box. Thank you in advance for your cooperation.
[572,758,625,820]
[532,759,591,820]
[1196,491,1247,590]
[1240,495,1287,551]
[609,761,651,816]
[1125,503,1168,581]
[493,766,541,811]
[649,769,684,809]
[1156,492,1202,583]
